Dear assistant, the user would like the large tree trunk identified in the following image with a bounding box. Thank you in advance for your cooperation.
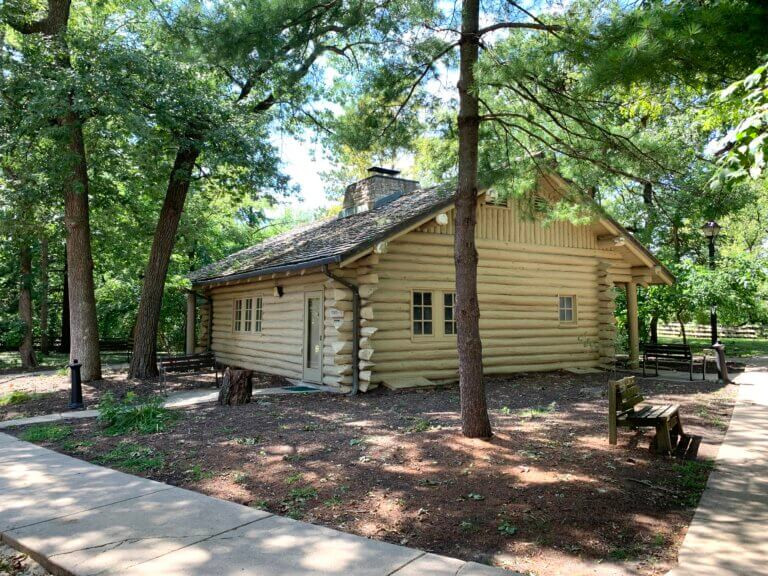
[59,250,70,353]
[8,0,101,380]
[455,0,491,439]
[650,315,658,344]
[63,110,101,381]
[39,235,50,355]
[218,367,253,406]
[18,244,38,370]
[129,143,201,379]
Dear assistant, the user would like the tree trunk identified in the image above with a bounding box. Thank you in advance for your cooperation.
[60,250,70,353]
[18,244,38,370]
[677,312,688,345]
[218,367,252,405]
[7,0,101,380]
[455,0,491,439]
[40,235,50,355]
[64,109,101,381]
[129,143,201,379]
[650,315,658,344]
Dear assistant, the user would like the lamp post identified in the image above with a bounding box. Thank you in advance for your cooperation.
[701,220,722,345]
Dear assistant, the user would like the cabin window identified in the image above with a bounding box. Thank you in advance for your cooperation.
[243,298,253,332]
[559,295,576,323]
[253,297,263,332]
[412,291,433,336]
[233,299,243,332]
[444,292,457,335]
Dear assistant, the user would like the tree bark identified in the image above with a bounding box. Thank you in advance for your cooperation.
[60,250,70,353]
[129,142,201,379]
[18,245,38,370]
[7,0,101,380]
[40,235,50,355]
[650,315,658,344]
[63,109,101,381]
[455,0,492,439]
[218,367,253,405]
[677,312,688,345]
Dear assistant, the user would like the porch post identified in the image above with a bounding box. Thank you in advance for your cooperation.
[185,291,196,355]
[626,281,640,368]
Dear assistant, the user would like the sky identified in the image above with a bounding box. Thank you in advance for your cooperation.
[271,132,332,213]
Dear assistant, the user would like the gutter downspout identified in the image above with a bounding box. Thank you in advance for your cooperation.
[189,288,213,352]
[323,265,360,396]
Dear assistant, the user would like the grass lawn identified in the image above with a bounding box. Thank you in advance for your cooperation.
[0,350,132,373]
[659,336,768,358]
[11,370,737,576]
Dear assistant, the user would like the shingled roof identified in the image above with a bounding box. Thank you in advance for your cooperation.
[189,185,456,286]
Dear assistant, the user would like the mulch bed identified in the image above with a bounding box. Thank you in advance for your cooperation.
[8,370,737,575]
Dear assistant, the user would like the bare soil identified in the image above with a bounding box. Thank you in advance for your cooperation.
[0,371,286,421]
[9,371,736,576]
[0,543,49,576]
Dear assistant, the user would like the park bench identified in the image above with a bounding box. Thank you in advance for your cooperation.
[608,376,700,458]
[641,343,706,381]
[100,337,134,362]
[158,351,219,387]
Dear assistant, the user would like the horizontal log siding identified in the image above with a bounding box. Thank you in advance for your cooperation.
[370,209,618,382]
[206,273,329,379]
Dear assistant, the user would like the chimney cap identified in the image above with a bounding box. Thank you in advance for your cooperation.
[367,166,400,177]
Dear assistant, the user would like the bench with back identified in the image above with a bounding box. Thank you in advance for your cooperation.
[608,376,700,458]
[158,351,219,387]
[641,343,706,381]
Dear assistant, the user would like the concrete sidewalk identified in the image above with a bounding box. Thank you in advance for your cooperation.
[0,433,509,576]
[669,356,768,576]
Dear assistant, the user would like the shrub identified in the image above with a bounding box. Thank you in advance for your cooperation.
[20,424,72,442]
[98,392,178,435]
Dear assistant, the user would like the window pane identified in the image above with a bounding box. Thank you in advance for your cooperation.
[424,307,432,320]
[423,292,432,305]
[413,322,422,335]
[565,309,573,321]
[423,321,433,335]
[414,292,422,305]
[414,307,422,320]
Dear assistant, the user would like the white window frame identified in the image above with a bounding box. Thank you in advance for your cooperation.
[233,299,243,332]
[253,296,263,333]
[411,290,434,338]
[443,292,457,336]
[558,295,577,324]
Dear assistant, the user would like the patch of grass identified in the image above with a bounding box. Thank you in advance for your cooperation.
[20,424,72,442]
[98,392,178,435]
[233,472,249,484]
[0,390,48,406]
[407,418,434,433]
[59,439,94,452]
[285,472,303,484]
[459,520,478,533]
[519,401,557,419]
[282,485,318,519]
[97,441,164,472]
[323,496,343,507]
[187,464,215,482]
[659,336,768,358]
[234,436,260,445]
[673,460,715,507]
[465,492,484,501]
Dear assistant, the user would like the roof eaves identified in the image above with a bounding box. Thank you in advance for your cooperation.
[190,254,342,288]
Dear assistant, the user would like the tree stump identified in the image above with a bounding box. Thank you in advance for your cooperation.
[218,367,252,406]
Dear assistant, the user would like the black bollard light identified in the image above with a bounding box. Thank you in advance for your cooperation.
[69,359,85,410]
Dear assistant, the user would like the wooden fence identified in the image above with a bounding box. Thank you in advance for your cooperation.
[659,323,767,340]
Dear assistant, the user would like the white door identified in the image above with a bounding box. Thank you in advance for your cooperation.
[303,291,323,383]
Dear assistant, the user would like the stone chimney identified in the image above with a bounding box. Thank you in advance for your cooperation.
[342,167,420,214]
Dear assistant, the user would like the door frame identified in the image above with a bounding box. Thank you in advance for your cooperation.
[302,290,324,383]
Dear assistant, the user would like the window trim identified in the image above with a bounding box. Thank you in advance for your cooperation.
[253,296,263,333]
[233,294,265,334]
[411,289,435,339]
[232,298,243,333]
[443,291,457,336]
[558,294,577,325]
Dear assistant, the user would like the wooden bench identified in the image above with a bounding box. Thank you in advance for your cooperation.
[641,343,706,381]
[608,376,700,457]
[158,352,219,387]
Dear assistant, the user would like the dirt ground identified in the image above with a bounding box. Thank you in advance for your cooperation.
[9,370,736,576]
[0,543,49,576]
[0,370,286,421]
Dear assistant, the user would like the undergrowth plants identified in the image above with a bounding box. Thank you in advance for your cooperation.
[98,392,178,435]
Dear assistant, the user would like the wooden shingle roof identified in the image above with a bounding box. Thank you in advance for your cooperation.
[189,185,456,286]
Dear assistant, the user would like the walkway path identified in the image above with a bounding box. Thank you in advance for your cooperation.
[0,432,509,576]
[670,356,768,576]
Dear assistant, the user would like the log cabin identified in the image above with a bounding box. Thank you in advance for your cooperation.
[186,167,673,392]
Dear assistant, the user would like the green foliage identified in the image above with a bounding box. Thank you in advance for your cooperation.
[97,442,165,473]
[0,390,41,405]
[497,520,518,536]
[98,392,178,435]
[714,61,768,184]
[20,424,72,443]
[673,460,715,507]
